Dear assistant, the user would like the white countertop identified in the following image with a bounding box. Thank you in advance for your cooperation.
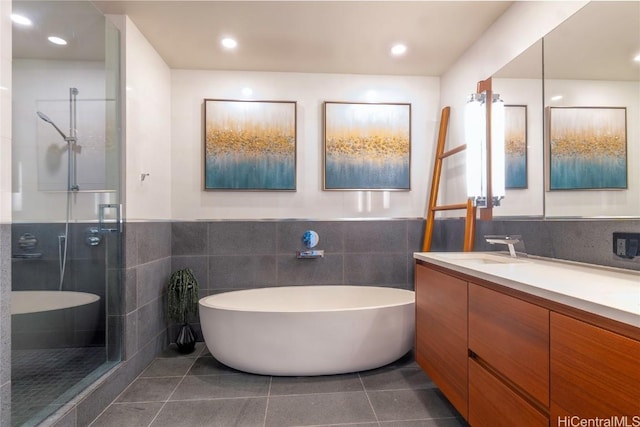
[414,252,640,328]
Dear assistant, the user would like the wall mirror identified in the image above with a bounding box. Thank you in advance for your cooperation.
[493,1,639,219]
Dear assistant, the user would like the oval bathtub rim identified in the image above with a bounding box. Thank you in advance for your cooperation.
[11,290,101,315]
[199,285,415,314]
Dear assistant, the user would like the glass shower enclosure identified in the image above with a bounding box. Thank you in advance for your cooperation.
[11,1,122,425]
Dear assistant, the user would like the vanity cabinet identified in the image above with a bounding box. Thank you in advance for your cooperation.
[550,312,640,421]
[414,259,640,427]
[415,263,468,418]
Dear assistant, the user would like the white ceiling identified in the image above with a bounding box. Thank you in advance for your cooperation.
[14,1,514,76]
[12,1,639,81]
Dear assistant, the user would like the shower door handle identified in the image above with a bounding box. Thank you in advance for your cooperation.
[99,203,122,233]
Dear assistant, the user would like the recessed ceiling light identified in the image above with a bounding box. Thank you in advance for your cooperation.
[48,36,67,46]
[391,44,407,56]
[11,13,33,26]
[221,37,238,49]
[551,95,563,101]
[242,87,253,96]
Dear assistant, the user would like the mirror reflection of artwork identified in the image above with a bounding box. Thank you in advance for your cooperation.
[505,105,528,189]
[204,99,297,191]
[323,102,411,190]
[548,107,627,190]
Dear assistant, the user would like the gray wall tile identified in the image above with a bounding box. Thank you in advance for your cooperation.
[124,268,137,314]
[137,258,171,308]
[123,223,138,268]
[209,222,277,255]
[344,253,408,285]
[209,255,277,289]
[407,219,425,253]
[172,222,208,255]
[124,311,138,359]
[137,298,166,351]
[137,222,171,265]
[344,220,407,253]
[277,254,344,285]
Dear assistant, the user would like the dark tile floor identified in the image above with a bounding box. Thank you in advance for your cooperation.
[89,343,468,427]
[12,347,107,427]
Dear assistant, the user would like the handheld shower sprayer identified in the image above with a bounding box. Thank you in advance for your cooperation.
[36,111,69,140]
[36,87,80,192]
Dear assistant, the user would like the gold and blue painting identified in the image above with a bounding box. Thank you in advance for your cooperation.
[548,107,627,190]
[204,99,296,190]
[505,105,528,189]
[323,102,411,190]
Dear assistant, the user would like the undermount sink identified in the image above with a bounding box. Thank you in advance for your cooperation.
[435,253,528,265]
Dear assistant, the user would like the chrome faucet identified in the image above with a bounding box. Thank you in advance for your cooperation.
[485,235,522,258]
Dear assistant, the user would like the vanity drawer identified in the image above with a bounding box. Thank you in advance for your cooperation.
[469,358,549,427]
[469,283,550,407]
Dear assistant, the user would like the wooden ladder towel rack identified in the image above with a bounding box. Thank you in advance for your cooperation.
[422,106,476,252]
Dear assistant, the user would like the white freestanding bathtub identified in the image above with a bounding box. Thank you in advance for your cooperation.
[199,285,415,376]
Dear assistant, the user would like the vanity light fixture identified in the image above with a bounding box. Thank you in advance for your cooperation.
[48,36,67,46]
[11,13,33,26]
[464,92,505,208]
[221,37,238,49]
[491,94,506,203]
[390,44,407,56]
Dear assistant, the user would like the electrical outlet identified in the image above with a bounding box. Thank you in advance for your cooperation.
[616,238,626,257]
[613,232,640,259]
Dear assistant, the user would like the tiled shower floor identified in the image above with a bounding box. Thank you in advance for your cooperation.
[12,347,106,427]
[90,344,468,427]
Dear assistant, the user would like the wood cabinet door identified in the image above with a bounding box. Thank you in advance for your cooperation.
[469,283,550,407]
[550,312,640,424]
[415,263,468,419]
[469,358,549,427]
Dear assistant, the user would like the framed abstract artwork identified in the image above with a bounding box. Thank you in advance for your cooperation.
[204,99,297,190]
[504,105,528,189]
[547,106,627,190]
[323,102,411,190]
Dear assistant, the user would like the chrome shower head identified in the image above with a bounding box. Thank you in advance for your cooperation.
[36,111,53,124]
[36,111,68,140]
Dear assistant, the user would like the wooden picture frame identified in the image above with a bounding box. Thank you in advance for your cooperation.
[547,106,627,190]
[323,101,411,190]
[204,99,297,191]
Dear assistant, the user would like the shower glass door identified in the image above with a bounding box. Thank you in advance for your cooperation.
[11,1,122,425]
